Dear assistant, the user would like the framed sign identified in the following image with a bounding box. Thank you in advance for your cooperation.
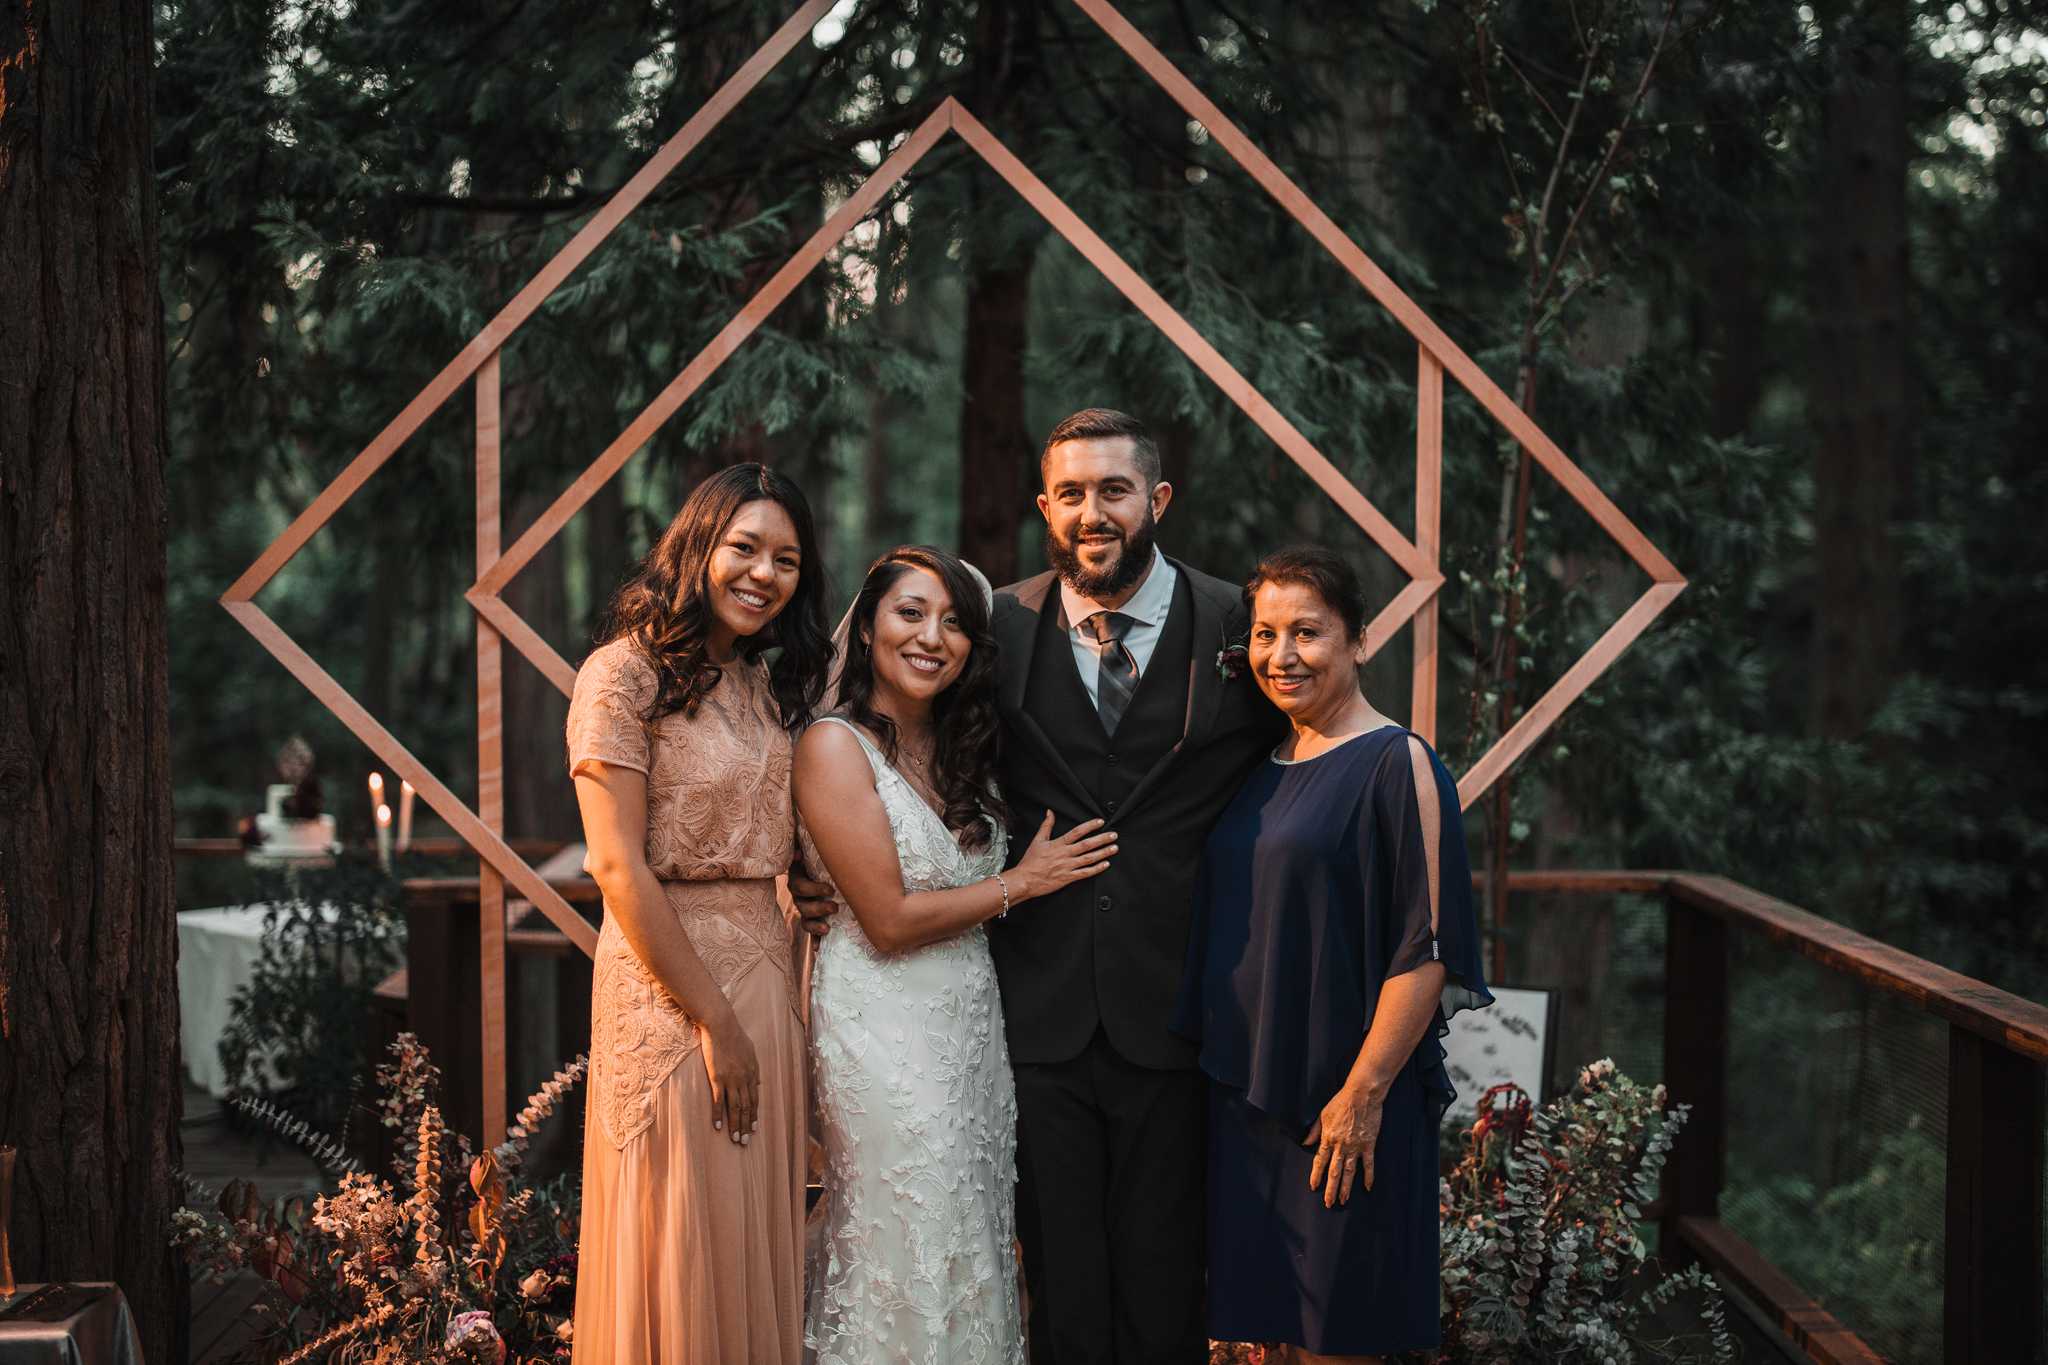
[1443,986,1559,1123]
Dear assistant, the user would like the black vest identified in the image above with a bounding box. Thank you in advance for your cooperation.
[1022,583,1195,823]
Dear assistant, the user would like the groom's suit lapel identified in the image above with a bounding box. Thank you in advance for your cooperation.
[998,571,1099,816]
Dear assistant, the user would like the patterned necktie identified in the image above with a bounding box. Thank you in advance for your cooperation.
[1077,610,1140,734]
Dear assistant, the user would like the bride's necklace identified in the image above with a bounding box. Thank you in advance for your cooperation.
[892,730,945,811]
[895,724,936,773]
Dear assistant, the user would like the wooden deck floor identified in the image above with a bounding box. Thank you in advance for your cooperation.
[181,1082,324,1364]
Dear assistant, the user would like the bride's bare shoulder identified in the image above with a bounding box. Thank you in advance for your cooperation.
[796,715,874,775]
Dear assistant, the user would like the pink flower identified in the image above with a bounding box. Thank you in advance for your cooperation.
[446,1310,507,1364]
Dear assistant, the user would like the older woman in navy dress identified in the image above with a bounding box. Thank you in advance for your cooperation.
[1176,546,1491,1363]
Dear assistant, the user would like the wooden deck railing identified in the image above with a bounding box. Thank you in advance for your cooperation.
[1510,870,2047,1365]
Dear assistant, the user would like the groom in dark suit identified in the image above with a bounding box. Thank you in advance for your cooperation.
[991,408,1284,1364]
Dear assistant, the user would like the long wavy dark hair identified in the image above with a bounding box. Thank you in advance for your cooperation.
[595,463,832,731]
[834,545,1006,848]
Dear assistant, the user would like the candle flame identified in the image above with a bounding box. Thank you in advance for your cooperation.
[377,803,393,826]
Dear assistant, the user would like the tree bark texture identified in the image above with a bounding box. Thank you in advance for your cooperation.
[958,257,1035,585]
[1809,0,1908,738]
[1698,81,1770,442]
[955,1,1041,585]
[0,1,184,1360]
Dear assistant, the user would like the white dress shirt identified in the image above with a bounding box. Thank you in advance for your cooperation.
[1058,547,1179,708]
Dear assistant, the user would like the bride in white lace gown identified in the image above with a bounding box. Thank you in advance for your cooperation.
[793,548,1118,1365]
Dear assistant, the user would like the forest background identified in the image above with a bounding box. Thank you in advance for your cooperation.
[146,0,2043,1358]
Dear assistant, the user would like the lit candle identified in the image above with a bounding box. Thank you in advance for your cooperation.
[398,779,416,854]
[376,802,393,872]
[368,771,385,833]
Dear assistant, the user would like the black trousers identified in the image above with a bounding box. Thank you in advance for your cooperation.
[1014,1027,1208,1365]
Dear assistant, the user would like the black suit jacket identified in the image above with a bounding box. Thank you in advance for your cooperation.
[989,559,1285,1069]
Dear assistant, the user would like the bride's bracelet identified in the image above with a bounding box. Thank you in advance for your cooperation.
[993,871,1011,920]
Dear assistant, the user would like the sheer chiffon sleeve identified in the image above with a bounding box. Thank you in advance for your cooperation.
[566,640,658,780]
[1371,733,1491,1020]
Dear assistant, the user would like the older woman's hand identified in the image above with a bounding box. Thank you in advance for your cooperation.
[1303,1081,1385,1208]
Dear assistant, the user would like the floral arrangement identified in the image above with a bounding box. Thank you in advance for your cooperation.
[1430,1060,1735,1363]
[175,1033,586,1364]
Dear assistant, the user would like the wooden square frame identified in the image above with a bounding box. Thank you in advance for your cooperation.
[222,0,1683,1141]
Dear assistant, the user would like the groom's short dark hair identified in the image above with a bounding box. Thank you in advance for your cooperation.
[1040,408,1162,487]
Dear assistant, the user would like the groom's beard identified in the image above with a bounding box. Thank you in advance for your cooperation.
[1046,509,1158,600]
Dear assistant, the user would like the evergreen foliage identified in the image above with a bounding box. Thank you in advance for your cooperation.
[158,3,2047,1352]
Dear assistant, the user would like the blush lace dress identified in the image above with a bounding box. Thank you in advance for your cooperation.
[567,639,806,1365]
[796,716,1025,1365]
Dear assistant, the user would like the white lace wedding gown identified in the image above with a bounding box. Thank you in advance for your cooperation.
[796,717,1025,1365]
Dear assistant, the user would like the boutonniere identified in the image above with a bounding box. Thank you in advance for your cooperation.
[1215,634,1250,682]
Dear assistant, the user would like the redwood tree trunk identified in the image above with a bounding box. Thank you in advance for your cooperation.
[956,2,1040,585]
[958,258,1035,585]
[1810,0,1908,738]
[0,1,184,1360]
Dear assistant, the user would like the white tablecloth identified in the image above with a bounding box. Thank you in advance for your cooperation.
[176,903,336,1098]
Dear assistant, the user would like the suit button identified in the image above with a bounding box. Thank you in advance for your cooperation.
[1107,753,1119,765]
[1096,894,1113,913]
[1105,799,1119,814]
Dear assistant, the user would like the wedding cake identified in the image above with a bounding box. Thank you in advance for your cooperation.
[243,736,339,867]
[248,782,339,866]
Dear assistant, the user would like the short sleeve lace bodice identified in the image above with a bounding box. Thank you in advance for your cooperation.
[566,638,800,1153]
[566,637,794,882]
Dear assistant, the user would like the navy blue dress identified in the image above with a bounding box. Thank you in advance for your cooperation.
[1174,725,1491,1356]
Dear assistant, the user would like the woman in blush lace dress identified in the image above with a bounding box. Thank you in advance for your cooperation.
[566,464,833,1365]
[793,547,1120,1365]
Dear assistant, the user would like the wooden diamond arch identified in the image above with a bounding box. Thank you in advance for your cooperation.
[223,0,1684,1142]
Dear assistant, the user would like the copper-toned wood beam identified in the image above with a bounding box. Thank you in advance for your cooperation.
[220,601,598,956]
[1674,1217,1890,1365]
[1412,347,1443,742]
[1361,574,1441,665]
[1456,580,1684,809]
[468,590,577,698]
[949,101,1436,586]
[223,0,839,607]
[474,103,958,605]
[1669,874,2048,1062]
[475,353,510,1146]
[1066,0,1683,590]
